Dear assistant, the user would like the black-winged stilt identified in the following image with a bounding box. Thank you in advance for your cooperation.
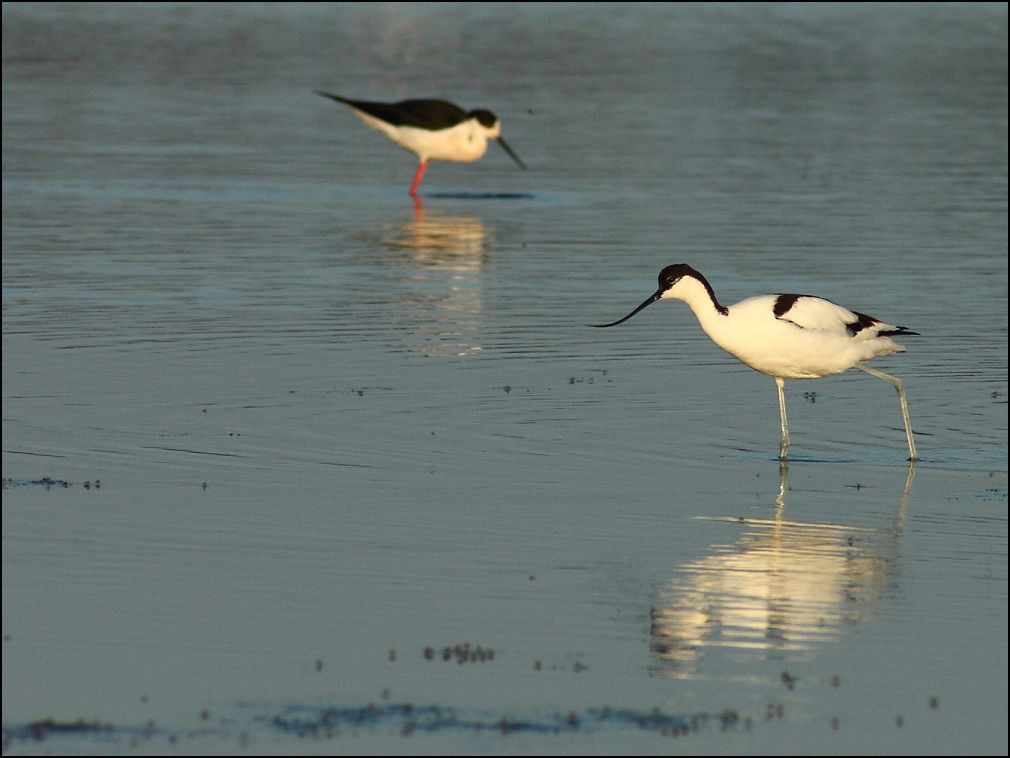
[315,92,525,196]
[595,264,919,461]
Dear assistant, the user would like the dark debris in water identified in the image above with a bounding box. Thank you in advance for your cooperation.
[1,718,195,750]
[2,717,227,751]
[8,719,114,741]
[423,642,495,664]
[425,191,535,200]
[350,385,394,397]
[263,703,707,738]
[974,486,1007,502]
[2,702,764,749]
[2,477,100,490]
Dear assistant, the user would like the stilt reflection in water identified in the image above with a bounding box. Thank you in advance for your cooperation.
[377,207,490,358]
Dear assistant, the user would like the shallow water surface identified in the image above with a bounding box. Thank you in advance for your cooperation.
[3,3,1007,755]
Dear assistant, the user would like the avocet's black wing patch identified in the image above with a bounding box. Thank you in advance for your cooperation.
[773,294,881,335]
[773,294,804,318]
[771,293,918,338]
[844,311,919,337]
[845,311,880,337]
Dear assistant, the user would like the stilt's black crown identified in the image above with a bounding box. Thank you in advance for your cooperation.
[469,109,499,128]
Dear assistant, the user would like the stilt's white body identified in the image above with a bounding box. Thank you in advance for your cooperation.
[349,108,498,164]
[597,264,919,461]
[669,279,906,380]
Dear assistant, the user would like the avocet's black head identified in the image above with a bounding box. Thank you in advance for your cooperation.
[594,264,720,328]
[657,264,704,292]
[468,108,526,169]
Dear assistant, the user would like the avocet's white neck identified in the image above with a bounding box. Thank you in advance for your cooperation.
[660,273,727,327]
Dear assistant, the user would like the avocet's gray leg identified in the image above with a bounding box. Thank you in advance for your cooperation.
[775,376,790,460]
[856,365,918,461]
[776,459,790,515]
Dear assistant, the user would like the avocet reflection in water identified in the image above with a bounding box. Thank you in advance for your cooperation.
[650,464,915,679]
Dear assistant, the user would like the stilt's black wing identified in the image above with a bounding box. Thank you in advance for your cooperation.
[316,92,468,130]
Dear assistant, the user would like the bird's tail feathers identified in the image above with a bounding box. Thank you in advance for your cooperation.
[315,91,349,105]
[879,327,919,337]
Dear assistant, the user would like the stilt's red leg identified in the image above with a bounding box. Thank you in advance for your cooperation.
[409,160,428,196]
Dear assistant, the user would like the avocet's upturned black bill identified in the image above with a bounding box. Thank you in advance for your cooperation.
[315,91,525,196]
[595,264,919,461]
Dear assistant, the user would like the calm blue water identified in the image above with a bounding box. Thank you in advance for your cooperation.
[3,3,1007,754]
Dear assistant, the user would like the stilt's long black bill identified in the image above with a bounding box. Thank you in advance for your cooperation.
[593,291,662,328]
[497,137,526,169]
